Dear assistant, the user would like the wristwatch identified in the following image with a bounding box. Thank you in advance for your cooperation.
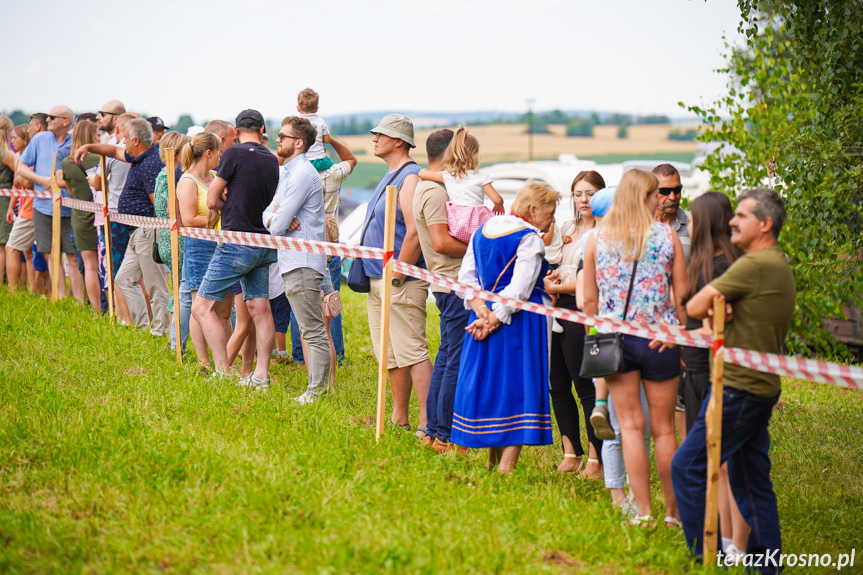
[392,277,404,288]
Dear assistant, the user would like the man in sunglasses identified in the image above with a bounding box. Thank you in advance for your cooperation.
[652,163,690,261]
[96,101,126,143]
[16,104,80,300]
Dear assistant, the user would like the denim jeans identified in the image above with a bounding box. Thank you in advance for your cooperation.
[602,386,650,490]
[170,280,192,353]
[427,291,472,442]
[291,255,345,364]
[672,387,782,573]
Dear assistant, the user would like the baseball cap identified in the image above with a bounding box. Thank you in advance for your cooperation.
[236,109,265,129]
[147,116,168,131]
[591,186,617,217]
[370,114,415,148]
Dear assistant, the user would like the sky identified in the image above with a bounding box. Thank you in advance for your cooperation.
[1,0,744,125]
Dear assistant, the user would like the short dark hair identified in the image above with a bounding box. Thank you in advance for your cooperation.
[737,188,786,239]
[30,113,48,130]
[426,129,454,162]
[652,163,680,179]
[77,112,98,123]
[281,116,317,154]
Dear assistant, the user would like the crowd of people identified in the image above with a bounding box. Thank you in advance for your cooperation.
[1,98,794,573]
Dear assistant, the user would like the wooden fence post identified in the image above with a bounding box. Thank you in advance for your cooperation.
[100,155,115,319]
[375,185,398,442]
[50,154,61,302]
[165,149,182,364]
[703,296,726,563]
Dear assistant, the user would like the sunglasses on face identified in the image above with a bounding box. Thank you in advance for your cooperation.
[658,185,683,196]
[47,115,69,121]
[277,132,300,141]
[97,111,119,117]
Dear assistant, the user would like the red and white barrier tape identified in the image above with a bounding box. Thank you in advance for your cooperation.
[726,347,862,390]
[0,188,53,199]
[108,212,172,229]
[24,195,863,388]
[177,226,386,260]
[393,261,711,349]
[60,197,101,213]
[392,261,863,389]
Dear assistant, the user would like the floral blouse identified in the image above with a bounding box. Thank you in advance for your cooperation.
[595,221,678,325]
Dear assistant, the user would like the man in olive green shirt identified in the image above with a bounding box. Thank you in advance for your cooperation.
[672,188,793,572]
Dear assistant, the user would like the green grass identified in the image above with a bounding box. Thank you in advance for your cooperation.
[1,288,861,574]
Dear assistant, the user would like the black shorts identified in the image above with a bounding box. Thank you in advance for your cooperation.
[621,335,681,381]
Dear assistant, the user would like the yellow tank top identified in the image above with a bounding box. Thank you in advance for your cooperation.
[180,170,220,230]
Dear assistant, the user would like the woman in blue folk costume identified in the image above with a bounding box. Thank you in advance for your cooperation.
[452,182,560,472]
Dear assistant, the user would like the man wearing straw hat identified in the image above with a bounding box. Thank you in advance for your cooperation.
[360,113,432,438]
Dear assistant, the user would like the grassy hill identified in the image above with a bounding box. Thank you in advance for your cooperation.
[1,288,860,573]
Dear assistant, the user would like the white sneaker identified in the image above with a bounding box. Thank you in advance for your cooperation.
[552,319,564,333]
[724,544,746,562]
[293,390,320,405]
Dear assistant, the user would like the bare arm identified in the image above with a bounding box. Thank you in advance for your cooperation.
[178,178,208,228]
[73,144,125,163]
[482,182,504,207]
[2,149,19,171]
[393,174,422,282]
[418,169,444,183]
[575,269,585,310]
[54,169,70,192]
[428,223,467,257]
[207,176,228,210]
[16,163,51,190]
[5,198,15,224]
[326,135,357,171]
[686,285,723,320]
[582,234,599,316]
[670,231,688,325]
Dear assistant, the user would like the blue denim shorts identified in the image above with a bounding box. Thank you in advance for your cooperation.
[621,335,681,381]
[197,243,277,302]
[183,237,217,292]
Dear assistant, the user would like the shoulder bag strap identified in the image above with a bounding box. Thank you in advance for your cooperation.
[358,161,417,245]
[621,258,640,322]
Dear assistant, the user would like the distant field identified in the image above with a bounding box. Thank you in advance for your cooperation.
[337,123,699,167]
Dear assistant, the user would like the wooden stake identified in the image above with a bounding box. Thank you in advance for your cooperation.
[703,296,726,563]
[100,155,115,319]
[50,153,61,302]
[375,185,398,442]
[166,149,182,364]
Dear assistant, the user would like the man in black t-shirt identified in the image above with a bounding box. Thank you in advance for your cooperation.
[191,109,280,389]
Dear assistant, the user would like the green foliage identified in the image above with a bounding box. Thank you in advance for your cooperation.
[2,109,30,126]
[637,115,672,124]
[524,120,551,134]
[566,117,596,137]
[173,114,195,135]
[686,0,863,359]
[1,288,862,573]
[330,117,376,136]
[668,129,699,141]
[617,121,630,139]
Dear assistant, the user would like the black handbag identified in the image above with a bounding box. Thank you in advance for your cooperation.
[346,161,416,293]
[579,258,639,379]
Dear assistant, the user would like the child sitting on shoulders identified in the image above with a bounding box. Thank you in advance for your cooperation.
[419,126,505,243]
[297,87,333,172]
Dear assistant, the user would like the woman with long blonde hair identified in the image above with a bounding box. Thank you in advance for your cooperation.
[583,168,687,527]
[178,132,229,369]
